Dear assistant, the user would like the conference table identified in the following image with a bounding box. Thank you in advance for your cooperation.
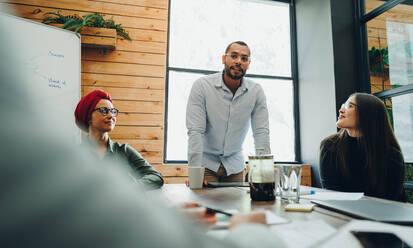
[157,184,413,247]
[160,184,352,229]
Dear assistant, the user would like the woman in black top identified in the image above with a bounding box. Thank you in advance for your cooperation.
[319,93,405,201]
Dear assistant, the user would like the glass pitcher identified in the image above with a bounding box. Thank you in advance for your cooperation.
[248,154,275,201]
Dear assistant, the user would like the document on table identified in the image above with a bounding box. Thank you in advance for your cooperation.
[301,192,363,201]
[265,210,289,225]
[270,219,337,248]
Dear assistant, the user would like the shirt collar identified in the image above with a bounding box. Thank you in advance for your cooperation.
[216,70,250,92]
[107,137,115,153]
[85,136,115,153]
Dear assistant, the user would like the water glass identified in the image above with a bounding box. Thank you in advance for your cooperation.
[279,164,302,203]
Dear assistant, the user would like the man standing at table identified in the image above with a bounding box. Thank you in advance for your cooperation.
[186,41,271,182]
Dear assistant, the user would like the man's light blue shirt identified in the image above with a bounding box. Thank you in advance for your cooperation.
[186,72,271,175]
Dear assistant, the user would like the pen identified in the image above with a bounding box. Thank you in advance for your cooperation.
[205,207,233,216]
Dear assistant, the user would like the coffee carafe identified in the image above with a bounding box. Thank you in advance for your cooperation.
[248,155,275,201]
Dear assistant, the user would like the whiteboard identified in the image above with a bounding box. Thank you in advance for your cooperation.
[0,13,81,143]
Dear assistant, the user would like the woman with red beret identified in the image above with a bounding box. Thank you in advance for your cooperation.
[74,90,163,189]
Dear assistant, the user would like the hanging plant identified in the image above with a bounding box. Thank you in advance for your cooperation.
[368,46,388,77]
[42,12,131,41]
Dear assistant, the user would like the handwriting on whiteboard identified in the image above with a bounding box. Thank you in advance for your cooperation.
[48,50,64,58]
[24,50,69,89]
[48,77,66,88]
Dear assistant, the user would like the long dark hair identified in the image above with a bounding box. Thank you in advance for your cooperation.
[330,93,402,194]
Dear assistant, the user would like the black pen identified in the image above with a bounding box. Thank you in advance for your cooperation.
[205,207,233,216]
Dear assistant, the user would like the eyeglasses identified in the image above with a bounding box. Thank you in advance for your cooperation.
[92,107,119,117]
[225,53,250,63]
[341,101,358,110]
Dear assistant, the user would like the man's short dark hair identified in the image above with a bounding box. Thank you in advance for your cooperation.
[225,41,251,56]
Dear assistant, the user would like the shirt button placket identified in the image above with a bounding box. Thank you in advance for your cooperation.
[222,91,233,157]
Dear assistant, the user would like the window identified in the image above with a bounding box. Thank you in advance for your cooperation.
[165,0,298,163]
[384,94,413,163]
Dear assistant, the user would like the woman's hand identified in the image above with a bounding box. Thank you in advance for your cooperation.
[179,202,201,208]
[228,212,266,229]
[179,203,267,229]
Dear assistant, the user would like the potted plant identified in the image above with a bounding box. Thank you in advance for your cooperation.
[42,13,131,50]
[368,46,388,77]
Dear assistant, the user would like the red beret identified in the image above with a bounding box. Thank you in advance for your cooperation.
[74,90,112,132]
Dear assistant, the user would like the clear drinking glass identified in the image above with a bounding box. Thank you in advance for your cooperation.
[279,164,302,203]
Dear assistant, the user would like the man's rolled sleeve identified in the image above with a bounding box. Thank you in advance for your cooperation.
[186,80,206,166]
[251,85,271,155]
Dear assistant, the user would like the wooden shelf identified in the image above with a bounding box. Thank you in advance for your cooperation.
[79,27,116,50]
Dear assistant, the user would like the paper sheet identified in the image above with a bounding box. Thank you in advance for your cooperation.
[265,210,289,225]
[270,219,337,248]
[301,192,363,201]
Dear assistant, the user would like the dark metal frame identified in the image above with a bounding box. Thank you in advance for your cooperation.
[375,84,413,98]
[164,0,300,164]
[355,0,370,93]
[361,0,405,23]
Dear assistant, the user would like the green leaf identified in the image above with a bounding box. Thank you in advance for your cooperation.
[42,12,132,41]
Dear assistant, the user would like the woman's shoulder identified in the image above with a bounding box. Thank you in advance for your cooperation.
[320,134,339,150]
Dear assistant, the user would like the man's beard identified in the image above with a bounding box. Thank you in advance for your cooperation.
[225,66,245,80]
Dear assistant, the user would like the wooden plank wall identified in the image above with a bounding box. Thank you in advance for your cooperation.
[4,0,312,185]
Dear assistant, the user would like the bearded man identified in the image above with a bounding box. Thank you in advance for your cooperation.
[186,41,271,183]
